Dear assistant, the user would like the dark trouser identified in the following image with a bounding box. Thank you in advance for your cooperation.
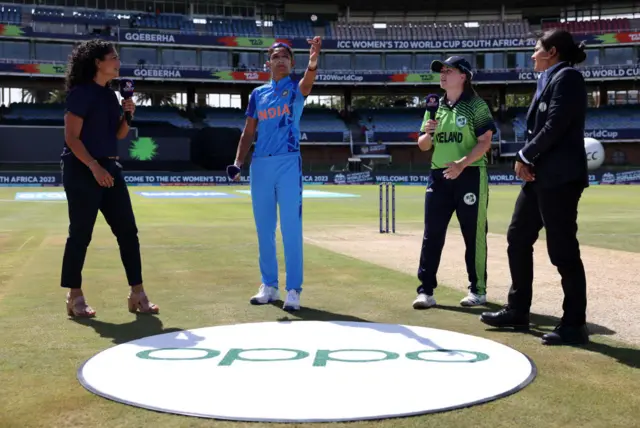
[506,181,587,326]
[417,167,489,296]
[60,155,142,289]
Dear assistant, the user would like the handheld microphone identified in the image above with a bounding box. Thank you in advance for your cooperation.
[119,79,134,126]
[425,94,440,137]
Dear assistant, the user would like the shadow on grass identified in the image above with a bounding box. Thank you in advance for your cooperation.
[269,301,444,349]
[270,300,639,370]
[71,313,202,346]
[437,303,640,369]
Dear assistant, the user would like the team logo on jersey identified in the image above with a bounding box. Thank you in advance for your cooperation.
[463,192,477,205]
[456,116,467,128]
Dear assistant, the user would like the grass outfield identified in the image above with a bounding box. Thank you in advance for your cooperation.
[0,184,639,428]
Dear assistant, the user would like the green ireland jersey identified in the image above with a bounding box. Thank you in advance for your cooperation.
[420,94,497,170]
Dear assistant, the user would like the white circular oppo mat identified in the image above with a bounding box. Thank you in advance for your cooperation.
[78,321,536,422]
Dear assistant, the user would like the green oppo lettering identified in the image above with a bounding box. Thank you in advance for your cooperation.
[406,349,490,363]
[313,349,399,367]
[218,348,309,366]
[135,347,490,365]
[136,347,221,360]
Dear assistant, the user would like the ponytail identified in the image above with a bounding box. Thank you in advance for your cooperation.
[463,76,477,96]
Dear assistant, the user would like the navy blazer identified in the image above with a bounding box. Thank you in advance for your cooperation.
[519,62,589,189]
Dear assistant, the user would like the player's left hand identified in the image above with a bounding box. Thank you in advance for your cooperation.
[443,161,465,180]
[307,36,321,66]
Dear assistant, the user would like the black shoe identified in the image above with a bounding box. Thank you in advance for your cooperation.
[542,324,589,346]
[480,306,530,331]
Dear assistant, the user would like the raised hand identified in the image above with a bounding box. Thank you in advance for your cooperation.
[307,36,321,67]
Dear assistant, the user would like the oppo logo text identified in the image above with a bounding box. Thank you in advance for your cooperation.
[136,347,489,366]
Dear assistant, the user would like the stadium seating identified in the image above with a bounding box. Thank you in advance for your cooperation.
[356,108,423,132]
[133,13,196,33]
[31,7,119,26]
[0,2,635,41]
[133,106,193,128]
[512,117,526,140]
[542,18,630,35]
[201,106,349,133]
[585,107,640,129]
[205,18,259,36]
[512,107,639,142]
[1,102,192,128]
[0,5,22,25]
[299,108,350,133]
[3,102,65,121]
[328,19,376,40]
[273,20,315,39]
[202,107,246,130]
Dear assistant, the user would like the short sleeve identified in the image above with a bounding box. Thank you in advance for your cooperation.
[472,98,497,137]
[245,90,258,119]
[65,86,91,119]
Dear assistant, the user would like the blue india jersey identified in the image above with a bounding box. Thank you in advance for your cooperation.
[245,75,305,157]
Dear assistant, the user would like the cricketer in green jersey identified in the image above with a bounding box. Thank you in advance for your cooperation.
[412,56,497,311]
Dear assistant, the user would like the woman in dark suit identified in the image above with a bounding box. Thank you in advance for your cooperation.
[480,29,590,346]
[61,40,159,318]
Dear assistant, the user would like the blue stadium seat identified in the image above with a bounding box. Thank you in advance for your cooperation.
[15,6,637,41]
[3,103,193,128]
[273,20,314,38]
[512,106,640,141]
[356,108,424,133]
[128,106,193,128]
[0,6,22,25]
[3,102,65,121]
[205,19,259,36]
[31,7,118,26]
[134,13,186,30]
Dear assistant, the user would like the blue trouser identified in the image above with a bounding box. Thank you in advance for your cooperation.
[250,152,303,291]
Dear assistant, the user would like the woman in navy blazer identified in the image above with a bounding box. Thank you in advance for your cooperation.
[481,29,590,346]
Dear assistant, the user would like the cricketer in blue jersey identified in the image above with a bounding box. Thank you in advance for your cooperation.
[227,37,321,312]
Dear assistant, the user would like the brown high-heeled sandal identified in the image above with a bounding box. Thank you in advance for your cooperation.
[128,291,159,314]
[66,293,96,318]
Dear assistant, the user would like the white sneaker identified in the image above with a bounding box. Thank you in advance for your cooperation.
[283,290,301,312]
[249,284,280,305]
[460,292,487,307]
[412,293,436,309]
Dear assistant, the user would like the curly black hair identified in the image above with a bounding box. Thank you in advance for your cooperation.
[64,39,115,92]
